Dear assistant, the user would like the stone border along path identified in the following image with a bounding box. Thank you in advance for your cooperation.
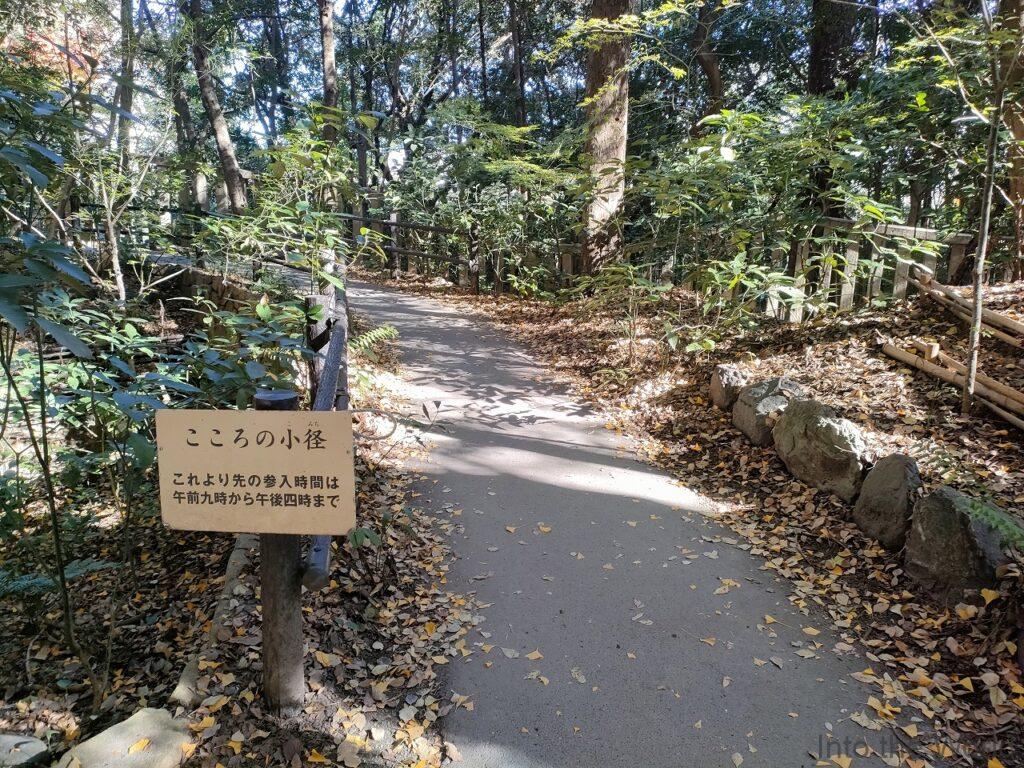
[348,280,933,768]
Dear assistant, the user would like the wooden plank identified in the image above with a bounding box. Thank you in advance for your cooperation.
[787,240,807,322]
[817,225,834,307]
[839,239,859,312]
[765,247,784,319]
[944,242,964,283]
[921,249,938,286]
[325,210,465,237]
[820,216,972,244]
[254,390,305,717]
[866,236,885,301]
[302,278,349,592]
[893,242,910,300]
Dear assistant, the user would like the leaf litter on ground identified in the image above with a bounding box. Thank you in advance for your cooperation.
[361,269,1024,766]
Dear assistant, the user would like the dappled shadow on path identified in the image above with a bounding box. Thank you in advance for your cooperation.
[346,279,907,768]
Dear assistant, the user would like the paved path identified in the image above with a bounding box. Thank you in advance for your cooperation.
[349,281,896,768]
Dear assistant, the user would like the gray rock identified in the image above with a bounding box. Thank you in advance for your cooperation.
[56,709,190,768]
[710,364,751,410]
[0,734,47,766]
[732,377,805,446]
[771,398,869,502]
[852,454,922,549]
[905,487,1011,594]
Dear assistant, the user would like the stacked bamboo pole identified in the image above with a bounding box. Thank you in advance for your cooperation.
[910,267,1024,349]
[882,339,1024,431]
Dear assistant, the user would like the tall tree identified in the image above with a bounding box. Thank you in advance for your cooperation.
[318,0,339,144]
[477,0,489,108]
[806,0,865,217]
[186,0,247,213]
[807,0,864,96]
[509,0,527,126]
[691,0,724,129]
[580,0,632,273]
[998,0,1024,279]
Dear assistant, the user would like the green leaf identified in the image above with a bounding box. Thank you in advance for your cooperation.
[0,147,48,187]
[0,295,29,333]
[126,432,156,470]
[36,316,93,359]
[22,140,63,166]
[47,254,91,284]
[0,274,39,289]
[244,359,267,379]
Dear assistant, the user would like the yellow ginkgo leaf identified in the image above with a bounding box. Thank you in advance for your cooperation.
[314,650,333,667]
[127,738,150,755]
[526,649,543,660]
[308,749,330,763]
[981,588,1000,606]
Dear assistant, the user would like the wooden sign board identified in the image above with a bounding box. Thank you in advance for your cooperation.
[155,409,356,535]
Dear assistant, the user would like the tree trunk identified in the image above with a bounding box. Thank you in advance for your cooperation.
[806,0,864,217]
[963,84,1004,413]
[509,0,527,126]
[187,0,247,214]
[264,0,291,136]
[691,1,724,130]
[169,50,201,213]
[318,0,339,144]
[1007,107,1024,279]
[477,0,488,108]
[116,0,136,176]
[807,0,863,96]
[580,0,632,273]
[999,0,1024,280]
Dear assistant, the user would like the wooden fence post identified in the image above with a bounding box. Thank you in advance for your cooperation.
[254,389,305,717]
[493,250,505,296]
[948,242,967,282]
[838,237,859,312]
[302,254,349,591]
[786,239,808,323]
[388,212,399,275]
[469,224,480,295]
[893,241,911,300]
[867,235,885,301]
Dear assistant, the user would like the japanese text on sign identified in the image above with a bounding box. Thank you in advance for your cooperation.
[156,409,356,535]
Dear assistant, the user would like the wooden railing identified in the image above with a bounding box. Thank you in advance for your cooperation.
[72,203,495,294]
[704,218,977,323]
[757,219,969,321]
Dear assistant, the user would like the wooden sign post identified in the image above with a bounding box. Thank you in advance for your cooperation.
[254,390,305,716]
[156,261,354,716]
[155,387,355,715]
